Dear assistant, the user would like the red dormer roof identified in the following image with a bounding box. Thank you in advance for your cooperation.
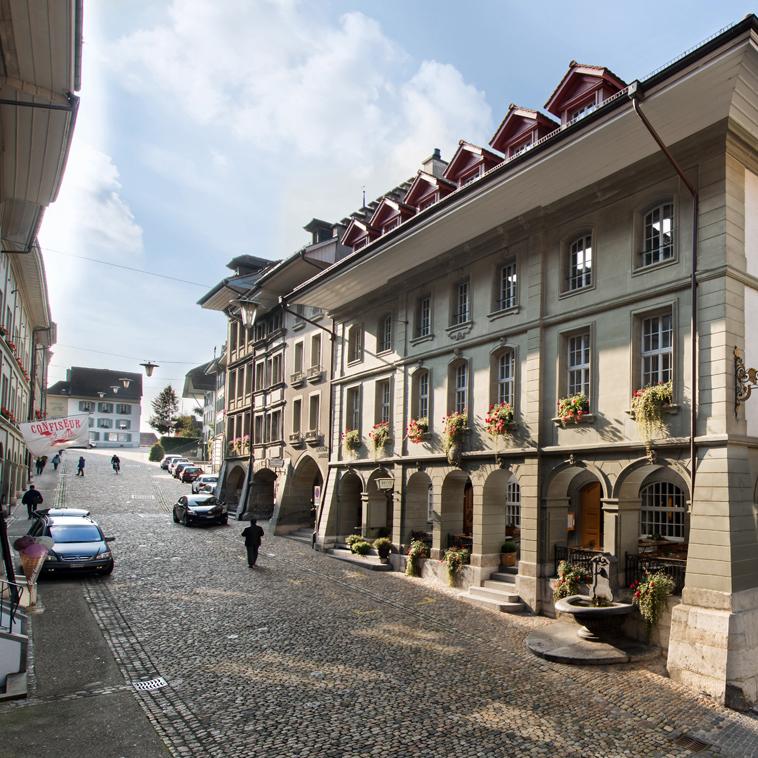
[342,217,379,249]
[489,104,559,155]
[443,141,502,186]
[404,170,456,209]
[545,62,626,122]
[369,197,416,232]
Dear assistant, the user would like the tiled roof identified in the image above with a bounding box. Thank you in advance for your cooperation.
[48,366,143,400]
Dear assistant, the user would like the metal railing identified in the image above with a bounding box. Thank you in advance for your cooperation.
[625,553,686,595]
[0,578,25,634]
[446,533,472,552]
[553,545,604,577]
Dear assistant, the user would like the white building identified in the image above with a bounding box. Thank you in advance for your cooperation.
[47,367,142,448]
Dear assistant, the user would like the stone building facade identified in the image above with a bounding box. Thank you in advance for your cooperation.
[288,18,758,708]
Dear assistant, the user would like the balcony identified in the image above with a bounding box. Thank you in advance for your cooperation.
[290,371,306,387]
[288,432,305,447]
[304,429,323,445]
[306,365,323,383]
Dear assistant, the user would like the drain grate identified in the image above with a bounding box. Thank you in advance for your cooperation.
[131,495,156,501]
[672,734,710,753]
[132,676,168,692]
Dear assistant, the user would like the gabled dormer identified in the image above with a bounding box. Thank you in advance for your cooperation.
[443,141,502,189]
[489,104,559,158]
[404,171,456,212]
[369,197,415,236]
[545,61,626,126]
[342,217,379,252]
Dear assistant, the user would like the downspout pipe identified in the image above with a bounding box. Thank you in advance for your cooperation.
[629,84,699,494]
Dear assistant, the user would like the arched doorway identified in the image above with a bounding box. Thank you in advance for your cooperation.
[575,481,602,550]
[224,465,246,511]
[280,455,323,528]
[441,470,472,551]
[337,470,363,537]
[404,471,433,545]
[366,470,393,539]
[250,468,277,520]
[481,469,520,556]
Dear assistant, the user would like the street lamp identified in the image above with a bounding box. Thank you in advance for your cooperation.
[110,385,120,394]
[140,361,158,377]
[236,300,257,329]
[119,377,132,389]
[97,391,105,398]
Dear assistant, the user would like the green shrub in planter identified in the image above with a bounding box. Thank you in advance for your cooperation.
[149,443,165,462]
[501,540,517,554]
[345,534,364,549]
[373,537,393,561]
[351,540,372,556]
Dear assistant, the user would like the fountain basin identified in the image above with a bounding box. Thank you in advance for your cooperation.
[555,595,633,641]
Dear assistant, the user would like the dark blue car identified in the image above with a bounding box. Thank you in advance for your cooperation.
[28,516,115,575]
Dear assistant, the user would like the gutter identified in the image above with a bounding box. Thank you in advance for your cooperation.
[628,83,699,495]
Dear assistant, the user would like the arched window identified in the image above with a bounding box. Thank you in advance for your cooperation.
[411,369,430,421]
[491,348,515,407]
[506,480,520,528]
[346,324,363,364]
[567,234,592,290]
[448,360,469,415]
[642,202,674,266]
[640,481,685,541]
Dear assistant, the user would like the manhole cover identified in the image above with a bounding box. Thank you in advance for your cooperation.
[672,734,710,753]
[132,677,168,692]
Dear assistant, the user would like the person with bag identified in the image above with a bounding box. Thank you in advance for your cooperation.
[51,453,61,471]
[76,456,86,477]
[22,484,43,519]
[241,519,264,568]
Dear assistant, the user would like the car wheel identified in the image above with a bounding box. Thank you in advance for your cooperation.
[220,516,228,526]
[182,513,191,527]
[173,510,179,523]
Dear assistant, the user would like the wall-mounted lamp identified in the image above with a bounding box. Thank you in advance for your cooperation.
[235,299,257,329]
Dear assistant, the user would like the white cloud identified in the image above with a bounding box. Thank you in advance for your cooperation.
[109,1,493,243]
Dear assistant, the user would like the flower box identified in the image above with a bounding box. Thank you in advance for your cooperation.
[304,430,322,445]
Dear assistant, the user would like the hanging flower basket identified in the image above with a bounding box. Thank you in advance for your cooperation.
[630,381,673,444]
[368,421,390,455]
[342,429,361,455]
[484,402,515,437]
[556,394,589,426]
[406,417,429,443]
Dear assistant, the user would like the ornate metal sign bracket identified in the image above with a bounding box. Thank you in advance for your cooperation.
[735,346,758,416]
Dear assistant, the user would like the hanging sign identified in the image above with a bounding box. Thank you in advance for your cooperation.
[20,414,90,457]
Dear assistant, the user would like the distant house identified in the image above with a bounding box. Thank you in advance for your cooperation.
[140,432,158,448]
[48,367,143,448]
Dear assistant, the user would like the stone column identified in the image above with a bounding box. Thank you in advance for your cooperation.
[544,496,570,577]
[391,489,403,547]
[359,492,369,537]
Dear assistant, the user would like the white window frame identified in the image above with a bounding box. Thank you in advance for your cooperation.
[308,393,320,432]
[452,280,470,326]
[498,260,518,310]
[642,202,674,267]
[506,480,521,528]
[378,313,392,353]
[641,313,673,387]
[567,333,590,397]
[454,362,468,414]
[568,234,592,291]
[640,481,685,541]
[497,350,515,406]
[418,371,429,420]
[292,398,302,434]
[346,386,361,432]
[416,295,431,337]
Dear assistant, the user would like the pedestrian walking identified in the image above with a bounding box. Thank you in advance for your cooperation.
[51,453,61,471]
[21,484,43,519]
[35,457,43,475]
[76,456,85,477]
[39,455,48,473]
[241,519,264,567]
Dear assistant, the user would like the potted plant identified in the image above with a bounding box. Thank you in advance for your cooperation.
[442,411,468,465]
[342,428,361,455]
[373,537,392,562]
[630,380,673,444]
[350,540,372,556]
[345,534,364,549]
[406,417,429,443]
[500,540,518,567]
[484,401,515,438]
[553,560,591,601]
[443,548,469,586]
[631,570,675,631]
[405,539,427,577]
[556,394,589,426]
[368,421,390,457]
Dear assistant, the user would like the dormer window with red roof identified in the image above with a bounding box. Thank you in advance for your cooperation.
[443,141,502,190]
[342,218,378,253]
[405,170,455,214]
[489,105,558,158]
[545,62,626,126]
[369,197,415,238]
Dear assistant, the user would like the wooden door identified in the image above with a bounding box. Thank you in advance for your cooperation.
[579,482,601,549]
[463,480,473,535]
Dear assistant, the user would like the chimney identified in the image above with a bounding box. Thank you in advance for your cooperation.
[422,148,447,178]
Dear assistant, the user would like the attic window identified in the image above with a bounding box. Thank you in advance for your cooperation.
[383,218,400,233]
[509,135,533,158]
[459,166,482,188]
[418,194,437,211]
[568,93,599,123]
[353,237,367,251]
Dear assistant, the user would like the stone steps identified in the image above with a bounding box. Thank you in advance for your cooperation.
[285,527,314,545]
[458,568,525,614]
[327,548,393,572]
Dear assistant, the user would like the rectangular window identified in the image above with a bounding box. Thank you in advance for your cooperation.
[292,399,302,433]
[452,281,470,325]
[116,420,131,431]
[568,333,590,397]
[254,322,266,342]
[418,372,429,420]
[416,295,431,337]
[459,166,482,187]
[346,386,361,432]
[347,326,363,363]
[310,334,321,368]
[378,313,392,352]
[89,431,100,442]
[269,410,282,441]
[506,481,521,528]
[641,314,673,386]
[118,433,131,443]
[115,403,131,415]
[427,485,434,523]
[271,354,282,385]
[497,351,515,406]
[568,235,592,291]
[376,380,391,423]
[244,365,252,395]
[97,402,114,414]
[455,363,468,414]
[294,342,303,373]
[642,203,674,266]
[79,401,95,413]
[97,418,113,429]
[309,394,320,431]
[255,362,265,391]
[418,195,437,212]
[1,375,7,410]
[254,415,264,444]
[498,261,517,310]
[509,136,533,158]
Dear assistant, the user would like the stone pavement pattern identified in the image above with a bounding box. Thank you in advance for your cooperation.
[2,448,758,757]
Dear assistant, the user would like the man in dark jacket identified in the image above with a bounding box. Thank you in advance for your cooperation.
[241,520,264,567]
[22,485,43,519]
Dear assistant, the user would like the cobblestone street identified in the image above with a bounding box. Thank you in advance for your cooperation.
[3,449,758,757]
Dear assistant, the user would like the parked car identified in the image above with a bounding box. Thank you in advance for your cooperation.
[27,515,115,575]
[160,454,184,470]
[168,458,189,475]
[174,462,195,479]
[32,508,90,518]
[192,474,218,494]
[172,495,227,527]
[181,466,204,483]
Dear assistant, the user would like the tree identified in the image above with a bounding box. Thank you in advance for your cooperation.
[149,385,179,435]
[174,414,200,438]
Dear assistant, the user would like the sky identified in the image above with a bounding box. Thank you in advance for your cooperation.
[39,1,753,431]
